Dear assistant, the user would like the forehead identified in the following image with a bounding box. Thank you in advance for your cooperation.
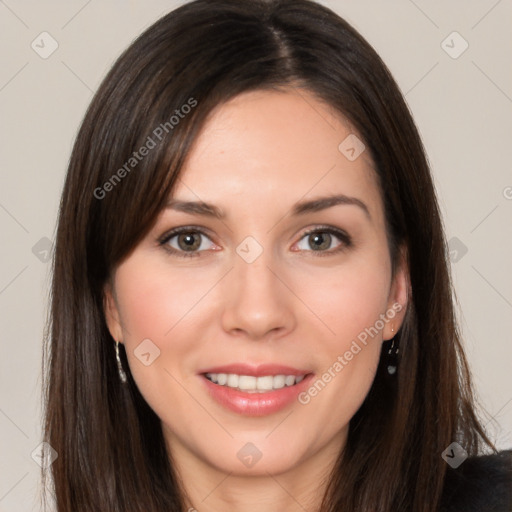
[172,89,382,221]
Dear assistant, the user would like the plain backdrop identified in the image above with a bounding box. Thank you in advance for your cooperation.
[0,1,511,510]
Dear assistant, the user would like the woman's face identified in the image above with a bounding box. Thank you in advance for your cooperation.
[105,89,408,481]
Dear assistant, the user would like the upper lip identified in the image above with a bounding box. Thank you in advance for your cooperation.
[198,363,312,377]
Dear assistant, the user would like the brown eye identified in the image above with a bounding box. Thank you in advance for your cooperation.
[159,228,216,258]
[308,232,332,251]
[295,227,352,255]
[176,232,202,251]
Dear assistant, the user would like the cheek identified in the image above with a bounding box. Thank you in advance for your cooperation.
[297,254,391,342]
[112,260,214,394]
[291,260,391,449]
[291,246,391,405]
[112,262,216,422]
[114,259,214,340]
[295,262,390,426]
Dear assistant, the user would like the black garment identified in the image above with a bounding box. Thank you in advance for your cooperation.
[440,449,512,511]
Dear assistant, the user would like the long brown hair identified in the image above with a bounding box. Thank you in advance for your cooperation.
[41,1,496,510]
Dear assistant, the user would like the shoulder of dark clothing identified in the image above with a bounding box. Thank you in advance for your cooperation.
[439,449,512,512]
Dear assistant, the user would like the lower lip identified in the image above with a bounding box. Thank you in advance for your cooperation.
[200,374,315,416]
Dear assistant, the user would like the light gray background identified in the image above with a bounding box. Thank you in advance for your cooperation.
[0,1,511,510]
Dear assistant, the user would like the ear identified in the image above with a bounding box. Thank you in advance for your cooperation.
[382,244,410,341]
[103,280,123,343]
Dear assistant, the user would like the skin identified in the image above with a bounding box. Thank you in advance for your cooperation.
[104,88,409,512]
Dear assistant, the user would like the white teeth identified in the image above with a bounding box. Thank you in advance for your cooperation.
[238,375,257,390]
[256,375,274,391]
[273,375,285,389]
[227,374,239,388]
[284,375,295,386]
[205,373,307,392]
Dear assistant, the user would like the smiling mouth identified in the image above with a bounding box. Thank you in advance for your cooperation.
[203,372,310,393]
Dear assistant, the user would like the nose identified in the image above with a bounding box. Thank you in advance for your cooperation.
[220,248,297,341]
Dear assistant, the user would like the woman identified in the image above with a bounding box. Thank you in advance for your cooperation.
[41,0,511,510]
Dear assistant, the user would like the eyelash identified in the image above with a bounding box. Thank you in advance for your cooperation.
[158,225,353,259]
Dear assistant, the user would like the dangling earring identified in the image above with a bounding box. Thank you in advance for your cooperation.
[115,340,128,384]
[387,327,399,375]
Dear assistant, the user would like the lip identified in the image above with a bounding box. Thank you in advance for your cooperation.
[197,363,311,377]
[199,369,315,417]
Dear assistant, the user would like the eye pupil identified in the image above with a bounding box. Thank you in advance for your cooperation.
[309,232,331,251]
[178,233,201,251]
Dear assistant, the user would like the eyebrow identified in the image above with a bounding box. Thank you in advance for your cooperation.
[292,194,370,219]
[165,194,371,220]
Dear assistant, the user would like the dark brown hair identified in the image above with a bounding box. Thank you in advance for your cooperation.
[42,0,496,510]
